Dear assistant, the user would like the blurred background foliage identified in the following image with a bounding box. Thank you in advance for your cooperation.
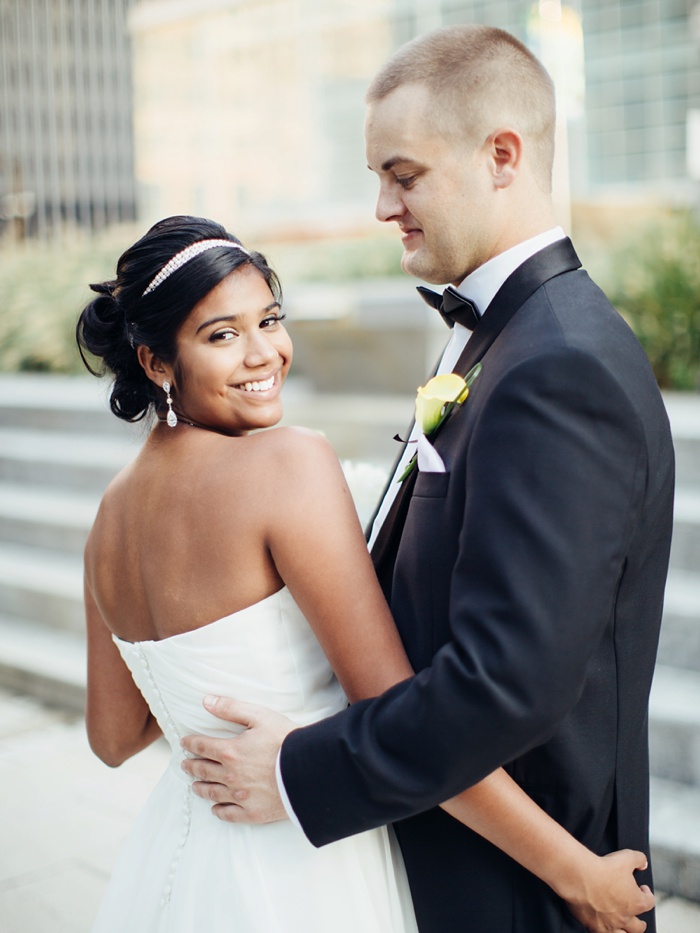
[600,211,700,390]
[0,212,698,389]
[0,229,135,374]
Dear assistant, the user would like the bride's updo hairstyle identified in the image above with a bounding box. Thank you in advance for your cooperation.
[76,215,281,422]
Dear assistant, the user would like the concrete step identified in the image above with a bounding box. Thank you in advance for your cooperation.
[664,393,700,488]
[0,483,98,555]
[670,487,700,574]
[650,776,700,901]
[649,666,700,785]
[0,614,85,714]
[0,373,135,437]
[0,542,83,634]
[658,569,700,673]
[0,427,140,494]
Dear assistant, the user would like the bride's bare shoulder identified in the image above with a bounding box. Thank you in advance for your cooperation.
[248,425,337,461]
[242,425,344,490]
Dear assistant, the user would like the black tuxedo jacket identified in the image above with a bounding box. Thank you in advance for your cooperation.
[281,239,675,933]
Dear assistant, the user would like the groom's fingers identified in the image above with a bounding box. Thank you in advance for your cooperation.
[180,696,264,761]
[202,694,261,725]
[180,697,294,763]
[180,731,236,763]
[201,696,298,744]
[190,780,240,804]
[180,748,252,804]
[210,800,287,824]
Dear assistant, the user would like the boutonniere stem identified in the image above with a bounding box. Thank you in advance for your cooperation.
[398,362,482,482]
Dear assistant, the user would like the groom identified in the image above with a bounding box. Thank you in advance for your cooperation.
[182,25,674,932]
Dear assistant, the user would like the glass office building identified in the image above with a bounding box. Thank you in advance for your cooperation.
[0,0,137,240]
[581,0,699,199]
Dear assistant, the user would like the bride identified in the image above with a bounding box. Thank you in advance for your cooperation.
[77,215,654,933]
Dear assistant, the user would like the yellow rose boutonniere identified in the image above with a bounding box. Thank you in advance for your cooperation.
[399,362,482,482]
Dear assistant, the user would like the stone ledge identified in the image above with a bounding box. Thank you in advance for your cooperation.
[651,776,700,901]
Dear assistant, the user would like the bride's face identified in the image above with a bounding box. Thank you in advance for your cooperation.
[170,265,292,435]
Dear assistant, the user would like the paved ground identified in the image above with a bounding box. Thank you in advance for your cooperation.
[0,688,167,932]
[0,686,698,933]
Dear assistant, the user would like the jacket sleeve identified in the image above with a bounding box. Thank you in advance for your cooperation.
[281,347,647,845]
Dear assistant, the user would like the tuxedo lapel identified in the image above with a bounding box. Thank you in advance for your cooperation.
[371,238,582,579]
[452,237,581,378]
[369,463,418,588]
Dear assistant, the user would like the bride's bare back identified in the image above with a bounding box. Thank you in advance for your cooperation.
[86,425,315,643]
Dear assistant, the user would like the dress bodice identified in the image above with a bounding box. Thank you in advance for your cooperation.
[113,586,347,758]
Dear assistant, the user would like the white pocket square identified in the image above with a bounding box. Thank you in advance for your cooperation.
[417,432,446,473]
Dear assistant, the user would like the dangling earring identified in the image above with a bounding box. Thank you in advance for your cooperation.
[162,381,177,428]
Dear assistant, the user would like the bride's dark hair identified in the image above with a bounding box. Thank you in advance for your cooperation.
[76,215,281,422]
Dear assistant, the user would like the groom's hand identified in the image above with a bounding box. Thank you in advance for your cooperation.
[565,848,655,933]
[180,696,296,824]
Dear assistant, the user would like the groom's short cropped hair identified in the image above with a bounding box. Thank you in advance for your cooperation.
[366,24,556,192]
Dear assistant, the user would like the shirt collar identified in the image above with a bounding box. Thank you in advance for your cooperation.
[454,227,566,315]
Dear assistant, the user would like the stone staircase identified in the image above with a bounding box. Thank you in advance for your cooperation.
[0,373,698,900]
[0,375,143,710]
[648,394,700,900]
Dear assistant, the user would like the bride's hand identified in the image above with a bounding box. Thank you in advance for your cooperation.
[562,849,655,933]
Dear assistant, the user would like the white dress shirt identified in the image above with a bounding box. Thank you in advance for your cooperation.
[277,226,565,823]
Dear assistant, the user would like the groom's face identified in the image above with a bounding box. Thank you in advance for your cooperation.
[365,82,496,287]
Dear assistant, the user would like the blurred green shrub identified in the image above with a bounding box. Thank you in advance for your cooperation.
[601,211,700,390]
[0,227,138,374]
[260,233,403,283]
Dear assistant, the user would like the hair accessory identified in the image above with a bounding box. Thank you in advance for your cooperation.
[142,239,249,297]
[162,381,177,428]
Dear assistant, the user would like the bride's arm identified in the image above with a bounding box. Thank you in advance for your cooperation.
[84,577,162,766]
[265,431,653,933]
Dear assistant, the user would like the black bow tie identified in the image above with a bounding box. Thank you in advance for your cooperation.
[416,285,480,331]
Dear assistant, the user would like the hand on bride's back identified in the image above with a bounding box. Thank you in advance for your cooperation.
[181,696,295,824]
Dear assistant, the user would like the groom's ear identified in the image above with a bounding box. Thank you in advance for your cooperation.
[137,345,174,388]
[487,127,522,189]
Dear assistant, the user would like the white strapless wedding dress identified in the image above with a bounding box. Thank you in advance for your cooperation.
[91,586,418,933]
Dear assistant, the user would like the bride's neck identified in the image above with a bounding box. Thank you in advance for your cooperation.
[156,417,235,437]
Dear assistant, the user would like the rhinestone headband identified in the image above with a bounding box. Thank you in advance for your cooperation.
[142,239,250,296]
